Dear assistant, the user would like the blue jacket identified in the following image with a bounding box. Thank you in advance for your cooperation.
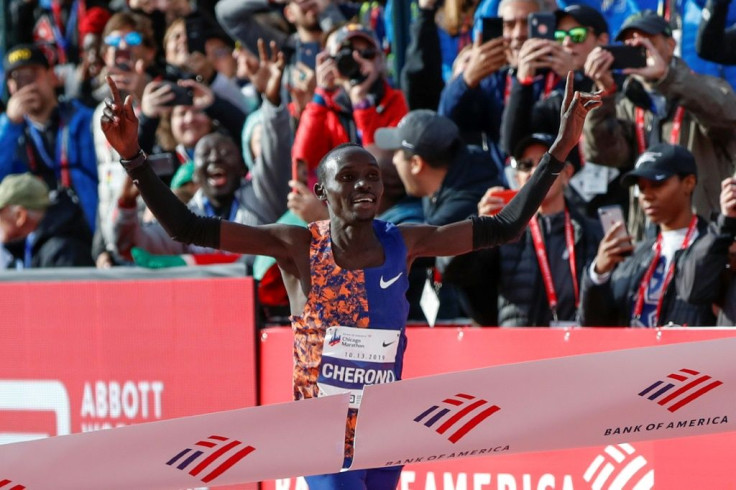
[0,100,98,232]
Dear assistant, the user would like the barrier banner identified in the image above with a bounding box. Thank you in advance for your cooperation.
[0,395,349,489]
[0,276,259,489]
[351,338,736,470]
[261,328,736,490]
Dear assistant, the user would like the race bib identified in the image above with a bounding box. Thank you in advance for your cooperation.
[318,326,401,409]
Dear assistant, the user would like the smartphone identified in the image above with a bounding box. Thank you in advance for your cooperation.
[485,188,518,215]
[296,41,320,70]
[598,205,629,238]
[161,81,194,107]
[602,45,647,70]
[148,153,176,177]
[185,17,207,54]
[528,12,556,40]
[481,17,504,43]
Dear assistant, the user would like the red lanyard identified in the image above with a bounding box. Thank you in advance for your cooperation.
[632,216,698,326]
[528,208,579,320]
[635,106,685,154]
[175,144,191,165]
[505,71,557,105]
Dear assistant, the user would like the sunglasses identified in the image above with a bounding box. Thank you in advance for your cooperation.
[512,158,538,172]
[554,26,589,44]
[104,31,143,48]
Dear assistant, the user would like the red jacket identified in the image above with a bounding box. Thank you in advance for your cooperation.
[292,80,408,186]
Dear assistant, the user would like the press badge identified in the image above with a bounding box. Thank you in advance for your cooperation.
[318,326,401,409]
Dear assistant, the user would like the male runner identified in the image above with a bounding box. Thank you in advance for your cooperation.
[101,72,599,489]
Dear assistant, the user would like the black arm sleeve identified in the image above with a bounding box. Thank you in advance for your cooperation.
[471,152,565,249]
[400,6,445,110]
[697,0,736,64]
[126,160,222,249]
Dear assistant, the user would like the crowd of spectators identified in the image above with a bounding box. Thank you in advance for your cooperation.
[1,0,736,327]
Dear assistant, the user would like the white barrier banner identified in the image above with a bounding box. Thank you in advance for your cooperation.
[351,338,736,470]
[0,394,349,489]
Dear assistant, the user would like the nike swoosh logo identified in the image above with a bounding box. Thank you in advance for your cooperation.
[382,341,395,347]
[379,272,403,289]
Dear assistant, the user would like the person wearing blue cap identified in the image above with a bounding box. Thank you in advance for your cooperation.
[580,143,736,327]
[582,10,736,240]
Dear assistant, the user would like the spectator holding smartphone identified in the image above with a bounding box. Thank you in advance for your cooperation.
[582,10,736,240]
[445,133,602,326]
[580,144,736,327]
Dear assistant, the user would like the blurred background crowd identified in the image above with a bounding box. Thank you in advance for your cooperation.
[2,0,736,328]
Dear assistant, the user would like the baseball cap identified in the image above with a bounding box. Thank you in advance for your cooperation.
[329,23,379,55]
[512,133,556,161]
[0,173,51,210]
[374,110,461,160]
[616,10,672,41]
[555,5,609,36]
[621,143,697,186]
[3,44,50,76]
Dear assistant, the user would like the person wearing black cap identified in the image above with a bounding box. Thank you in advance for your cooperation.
[375,109,502,321]
[501,4,623,220]
[0,43,99,236]
[697,0,736,65]
[446,133,602,326]
[580,143,736,327]
[582,9,736,240]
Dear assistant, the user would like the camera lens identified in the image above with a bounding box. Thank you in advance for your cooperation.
[334,48,362,82]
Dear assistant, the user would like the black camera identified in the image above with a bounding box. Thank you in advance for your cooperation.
[333,47,364,84]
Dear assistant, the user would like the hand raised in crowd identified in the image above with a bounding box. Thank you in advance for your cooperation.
[249,39,286,107]
[583,46,615,93]
[348,48,384,105]
[291,61,317,117]
[477,186,509,216]
[720,177,736,219]
[549,71,602,161]
[593,222,634,274]
[315,50,338,91]
[516,39,575,81]
[623,36,667,83]
[5,84,43,124]
[140,80,174,118]
[418,0,438,8]
[100,76,141,160]
[287,179,328,222]
[187,50,215,83]
[463,32,506,88]
[105,58,148,98]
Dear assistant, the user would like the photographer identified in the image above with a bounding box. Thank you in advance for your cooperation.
[291,24,408,186]
[582,10,736,240]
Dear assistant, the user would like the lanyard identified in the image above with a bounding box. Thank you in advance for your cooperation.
[505,71,558,105]
[528,208,579,321]
[25,116,71,188]
[203,197,239,222]
[175,144,193,165]
[632,216,698,326]
[635,105,685,154]
[24,232,37,269]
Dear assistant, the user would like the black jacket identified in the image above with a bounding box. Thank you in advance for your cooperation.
[446,204,602,326]
[4,189,94,268]
[697,0,736,65]
[580,216,736,327]
[400,5,445,111]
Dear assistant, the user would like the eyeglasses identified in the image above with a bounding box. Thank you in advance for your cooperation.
[104,31,143,48]
[554,26,589,44]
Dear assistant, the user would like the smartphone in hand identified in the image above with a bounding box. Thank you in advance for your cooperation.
[602,45,647,70]
[598,204,633,256]
[481,17,504,43]
[528,12,556,40]
[161,81,194,107]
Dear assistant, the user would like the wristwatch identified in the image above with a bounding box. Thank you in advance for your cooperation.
[120,149,147,171]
